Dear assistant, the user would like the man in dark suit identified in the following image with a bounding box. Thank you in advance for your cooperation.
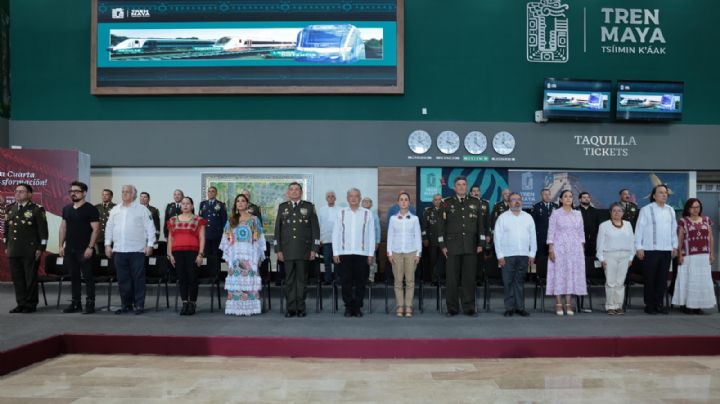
[139,192,161,242]
[274,182,320,318]
[94,189,115,255]
[163,189,184,240]
[576,191,600,258]
[438,176,485,316]
[531,188,557,277]
[3,183,49,313]
[199,186,227,278]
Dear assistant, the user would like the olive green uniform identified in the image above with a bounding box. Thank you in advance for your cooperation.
[4,201,49,311]
[438,195,485,314]
[95,202,115,255]
[274,200,320,313]
[621,201,639,229]
[422,206,444,283]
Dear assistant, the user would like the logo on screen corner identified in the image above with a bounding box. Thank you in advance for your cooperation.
[111,8,125,19]
[526,0,570,63]
[130,9,151,18]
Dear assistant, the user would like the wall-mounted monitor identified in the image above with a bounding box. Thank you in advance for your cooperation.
[91,0,404,95]
[542,78,612,120]
[616,81,683,121]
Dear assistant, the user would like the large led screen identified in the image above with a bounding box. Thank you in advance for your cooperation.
[92,0,404,94]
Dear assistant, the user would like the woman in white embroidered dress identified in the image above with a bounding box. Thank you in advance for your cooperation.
[220,194,265,316]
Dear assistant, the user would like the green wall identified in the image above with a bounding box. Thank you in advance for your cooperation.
[10,0,720,123]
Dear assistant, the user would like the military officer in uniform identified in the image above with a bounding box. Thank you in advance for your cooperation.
[199,186,227,278]
[422,194,445,285]
[274,181,320,318]
[95,189,115,255]
[163,189,184,240]
[531,188,557,277]
[438,176,485,316]
[4,183,49,313]
[490,188,512,232]
[139,192,161,241]
[470,185,491,284]
[240,189,263,225]
[619,188,639,229]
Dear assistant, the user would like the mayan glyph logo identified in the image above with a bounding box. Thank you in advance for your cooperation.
[527,0,570,63]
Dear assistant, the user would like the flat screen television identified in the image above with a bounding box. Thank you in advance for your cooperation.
[616,81,683,121]
[542,78,612,120]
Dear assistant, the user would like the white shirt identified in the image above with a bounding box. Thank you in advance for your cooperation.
[635,202,678,251]
[332,207,375,256]
[318,205,338,243]
[493,210,537,259]
[596,220,635,262]
[105,202,156,252]
[386,212,422,257]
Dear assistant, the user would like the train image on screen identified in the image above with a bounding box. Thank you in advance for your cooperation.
[109,38,216,54]
[546,93,604,109]
[294,24,366,63]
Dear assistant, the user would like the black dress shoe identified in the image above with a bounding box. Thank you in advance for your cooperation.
[644,306,657,315]
[515,309,530,317]
[297,310,307,317]
[82,300,95,315]
[464,310,478,317]
[22,306,37,313]
[658,306,670,315]
[344,309,353,317]
[503,310,514,317]
[285,311,296,318]
[695,309,706,315]
[180,302,189,316]
[9,306,24,314]
[63,302,82,314]
[134,308,145,315]
[682,307,694,315]
[115,307,131,315]
[187,302,196,316]
[445,310,458,317]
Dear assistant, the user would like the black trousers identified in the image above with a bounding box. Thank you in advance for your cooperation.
[446,253,477,313]
[65,249,95,302]
[285,259,309,312]
[204,238,222,279]
[502,256,528,310]
[9,255,39,309]
[174,250,199,301]
[338,255,369,312]
[642,250,672,310]
[426,245,446,283]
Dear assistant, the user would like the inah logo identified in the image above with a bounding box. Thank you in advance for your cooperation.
[130,9,151,17]
[527,0,569,63]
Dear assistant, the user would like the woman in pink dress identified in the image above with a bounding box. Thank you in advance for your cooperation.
[547,190,587,316]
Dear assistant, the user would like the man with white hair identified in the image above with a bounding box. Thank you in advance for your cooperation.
[332,188,376,317]
[105,185,156,315]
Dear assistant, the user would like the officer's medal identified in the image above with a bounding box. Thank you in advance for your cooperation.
[214,204,221,212]
[300,207,308,216]
[23,211,33,219]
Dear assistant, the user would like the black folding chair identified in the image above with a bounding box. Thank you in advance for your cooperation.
[145,255,170,311]
[38,253,69,308]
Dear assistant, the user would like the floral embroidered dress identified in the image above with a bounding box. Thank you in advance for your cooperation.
[219,216,265,316]
[546,208,587,296]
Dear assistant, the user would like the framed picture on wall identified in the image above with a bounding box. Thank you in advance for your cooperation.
[201,173,313,239]
[91,0,404,94]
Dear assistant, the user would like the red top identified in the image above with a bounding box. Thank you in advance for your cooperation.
[680,216,713,256]
[167,215,207,252]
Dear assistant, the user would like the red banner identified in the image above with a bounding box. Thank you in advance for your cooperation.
[0,149,87,281]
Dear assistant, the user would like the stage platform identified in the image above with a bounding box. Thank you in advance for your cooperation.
[2,283,720,376]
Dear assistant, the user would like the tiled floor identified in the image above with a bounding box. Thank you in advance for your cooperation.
[2,354,720,403]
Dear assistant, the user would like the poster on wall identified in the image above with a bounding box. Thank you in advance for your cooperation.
[508,170,689,210]
[417,167,509,212]
[0,149,90,281]
[91,0,404,94]
[201,173,313,240]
